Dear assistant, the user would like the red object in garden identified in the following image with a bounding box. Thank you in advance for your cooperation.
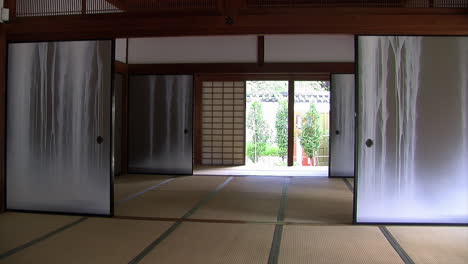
[302,151,314,166]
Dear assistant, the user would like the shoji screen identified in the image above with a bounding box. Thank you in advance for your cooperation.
[7,40,113,215]
[357,36,468,224]
[201,81,245,165]
[330,74,355,178]
[128,75,193,174]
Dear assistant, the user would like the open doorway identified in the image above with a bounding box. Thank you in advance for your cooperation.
[245,81,289,168]
[292,81,330,175]
[195,76,330,177]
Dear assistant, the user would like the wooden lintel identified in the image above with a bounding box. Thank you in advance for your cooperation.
[4,12,468,41]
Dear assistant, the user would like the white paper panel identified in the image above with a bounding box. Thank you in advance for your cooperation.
[201,81,245,166]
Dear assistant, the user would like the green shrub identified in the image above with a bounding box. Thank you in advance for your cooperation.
[263,144,280,156]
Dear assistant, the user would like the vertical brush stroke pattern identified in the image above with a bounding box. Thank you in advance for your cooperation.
[357,36,468,223]
[7,41,112,215]
[330,74,355,177]
[128,75,193,174]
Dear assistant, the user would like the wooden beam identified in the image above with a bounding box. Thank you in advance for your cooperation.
[128,63,354,75]
[196,73,330,81]
[287,80,294,167]
[5,12,468,41]
[0,25,6,213]
[239,6,468,15]
[115,61,128,74]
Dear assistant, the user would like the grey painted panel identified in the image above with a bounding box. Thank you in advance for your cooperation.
[6,40,113,215]
[330,74,355,177]
[128,75,193,174]
[357,36,468,223]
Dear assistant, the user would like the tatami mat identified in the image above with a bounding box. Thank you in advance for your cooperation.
[189,192,282,221]
[115,176,228,218]
[157,176,228,192]
[279,225,404,264]
[0,213,80,254]
[285,177,353,223]
[114,174,172,201]
[1,218,173,264]
[189,177,283,221]
[139,222,275,264]
[115,190,210,218]
[222,176,284,193]
[388,226,468,264]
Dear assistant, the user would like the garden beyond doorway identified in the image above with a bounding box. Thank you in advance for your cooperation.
[245,80,330,171]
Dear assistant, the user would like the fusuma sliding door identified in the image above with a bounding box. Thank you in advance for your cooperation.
[356,36,468,224]
[128,75,193,175]
[7,40,113,215]
[329,74,355,178]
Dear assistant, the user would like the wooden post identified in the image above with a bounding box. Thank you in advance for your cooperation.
[429,0,434,8]
[0,25,6,213]
[5,0,16,20]
[194,76,202,165]
[257,36,264,67]
[121,72,129,174]
[121,38,129,174]
[82,0,86,15]
[287,80,294,166]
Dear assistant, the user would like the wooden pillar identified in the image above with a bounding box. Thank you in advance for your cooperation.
[287,80,294,166]
[121,72,129,174]
[0,25,6,213]
[257,36,264,66]
[121,38,129,174]
[429,0,434,8]
[193,76,202,166]
[114,57,129,174]
[82,0,87,15]
[5,0,16,20]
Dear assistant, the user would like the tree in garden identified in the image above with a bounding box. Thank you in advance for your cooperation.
[300,104,322,165]
[275,100,288,160]
[246,101,269,163]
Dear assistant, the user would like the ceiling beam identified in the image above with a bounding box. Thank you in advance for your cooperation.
[127,63,355,75]
[5,12,468,41]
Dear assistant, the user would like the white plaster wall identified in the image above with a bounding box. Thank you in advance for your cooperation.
[128,36,258,64]
[115,38,127,63]
[265,35,354,62]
